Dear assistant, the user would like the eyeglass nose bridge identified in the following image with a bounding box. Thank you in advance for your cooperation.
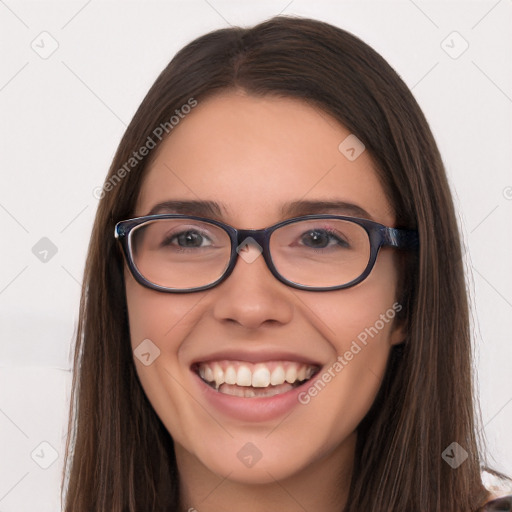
[233,228,271,261]
[222,227,276,279]
[235,228,268,249]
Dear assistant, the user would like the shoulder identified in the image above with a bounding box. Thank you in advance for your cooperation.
[480,469,512,511]
[481,495,512,511]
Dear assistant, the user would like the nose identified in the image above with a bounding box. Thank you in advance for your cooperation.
[211,242,294,330]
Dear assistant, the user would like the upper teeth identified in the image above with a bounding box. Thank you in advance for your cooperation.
[197,361,317,389]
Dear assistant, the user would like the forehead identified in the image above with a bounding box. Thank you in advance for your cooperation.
[135,92,394,227]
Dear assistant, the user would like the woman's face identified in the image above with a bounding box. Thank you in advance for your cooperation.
[125,92,405,484]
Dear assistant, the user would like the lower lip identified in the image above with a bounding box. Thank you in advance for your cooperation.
[192,371,313,422]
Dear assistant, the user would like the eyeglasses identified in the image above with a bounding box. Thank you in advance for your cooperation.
[114,214,418,293]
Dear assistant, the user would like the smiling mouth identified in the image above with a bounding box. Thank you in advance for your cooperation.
[193,360,320,398]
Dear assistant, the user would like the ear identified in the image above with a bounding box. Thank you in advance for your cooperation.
[389,317,407,346]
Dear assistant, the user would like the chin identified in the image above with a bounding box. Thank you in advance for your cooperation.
[182,434,318,485]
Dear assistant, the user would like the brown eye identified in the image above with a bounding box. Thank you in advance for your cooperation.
[300,229,349,249]
[163,230,210,248]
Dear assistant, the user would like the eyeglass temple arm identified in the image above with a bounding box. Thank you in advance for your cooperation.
[384,227,419,249]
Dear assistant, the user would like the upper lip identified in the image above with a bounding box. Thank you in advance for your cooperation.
[190,348,323,367]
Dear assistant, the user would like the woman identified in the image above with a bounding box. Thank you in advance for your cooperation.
[62,15,511,511]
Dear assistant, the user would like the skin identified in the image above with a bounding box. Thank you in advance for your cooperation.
[124,91,406,511]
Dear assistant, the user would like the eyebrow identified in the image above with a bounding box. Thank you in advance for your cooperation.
[146,200,224,218]
[281,200,373,220]
[145,199,373,221]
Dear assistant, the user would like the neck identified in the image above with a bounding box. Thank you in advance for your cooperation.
[176,432,356,512]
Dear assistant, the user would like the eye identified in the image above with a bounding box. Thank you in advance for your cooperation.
[162,230,213,249]
[300,229,349,249]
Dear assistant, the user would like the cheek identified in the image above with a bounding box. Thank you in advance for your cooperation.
[124,271,209,439]
[302,249,400,344]
[124,270,206,348]
[294,250,401,420]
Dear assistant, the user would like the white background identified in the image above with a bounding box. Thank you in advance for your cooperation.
[0,1,511,510]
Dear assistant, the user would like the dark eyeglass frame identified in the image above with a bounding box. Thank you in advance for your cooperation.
[114,214,419,293]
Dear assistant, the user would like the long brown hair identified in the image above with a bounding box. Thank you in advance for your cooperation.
[63,15,489,511]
